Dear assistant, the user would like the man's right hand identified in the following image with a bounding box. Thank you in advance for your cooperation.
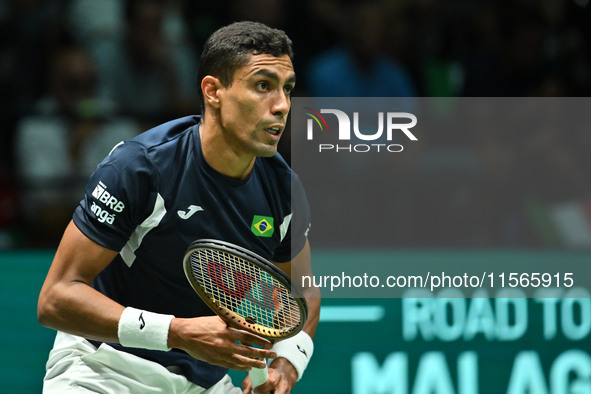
[167,316,277,370]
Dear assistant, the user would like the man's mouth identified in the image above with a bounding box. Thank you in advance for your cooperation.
[265,126,282,135]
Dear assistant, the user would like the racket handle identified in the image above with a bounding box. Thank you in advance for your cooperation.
[249,364,268,388]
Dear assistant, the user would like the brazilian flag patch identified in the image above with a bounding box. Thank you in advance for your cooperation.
[251,215,274,237]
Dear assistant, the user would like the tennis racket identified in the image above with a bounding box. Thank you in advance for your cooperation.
[182,239,308,388]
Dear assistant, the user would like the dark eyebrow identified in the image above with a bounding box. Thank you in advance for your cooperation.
[252,69,296,84]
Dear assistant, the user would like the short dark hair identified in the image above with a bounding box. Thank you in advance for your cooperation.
[197,21,294,113]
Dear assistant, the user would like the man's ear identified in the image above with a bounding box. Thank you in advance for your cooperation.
[201,75,222,110]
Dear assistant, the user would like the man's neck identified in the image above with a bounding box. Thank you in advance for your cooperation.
[199,119,256,179]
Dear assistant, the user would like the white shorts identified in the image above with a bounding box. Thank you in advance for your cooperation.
[43,331,242,394]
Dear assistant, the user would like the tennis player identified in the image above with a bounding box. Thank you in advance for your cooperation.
[38,21,320,394]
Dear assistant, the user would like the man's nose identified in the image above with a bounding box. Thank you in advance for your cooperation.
[271,91,290,118]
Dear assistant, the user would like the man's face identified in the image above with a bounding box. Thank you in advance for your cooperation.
[216,53,295,158]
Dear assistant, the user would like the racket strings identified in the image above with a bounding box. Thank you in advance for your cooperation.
[188,249,302,333]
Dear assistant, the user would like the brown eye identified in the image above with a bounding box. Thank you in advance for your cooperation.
[256,81,269,91]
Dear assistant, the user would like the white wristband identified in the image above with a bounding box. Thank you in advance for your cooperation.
[271,331,314,381]
[118,307,174,351]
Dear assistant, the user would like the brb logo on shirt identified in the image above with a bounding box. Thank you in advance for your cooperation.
[90,181,125,224]
[304,107,418,153]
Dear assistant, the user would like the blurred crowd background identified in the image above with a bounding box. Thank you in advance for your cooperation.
[0,0,590,248]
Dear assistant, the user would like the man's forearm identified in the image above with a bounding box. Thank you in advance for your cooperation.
[302,289,321,339]
[38,279,124,342]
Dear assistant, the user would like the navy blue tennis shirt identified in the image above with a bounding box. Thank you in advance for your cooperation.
[73,115,311,388]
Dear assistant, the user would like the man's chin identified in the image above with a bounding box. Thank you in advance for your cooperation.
[257,149,278,158]
[254,143,279,158]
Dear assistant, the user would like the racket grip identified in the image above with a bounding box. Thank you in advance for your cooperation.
[249,365,268,388]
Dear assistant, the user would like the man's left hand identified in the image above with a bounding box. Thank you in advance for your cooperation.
[241,358,298,394]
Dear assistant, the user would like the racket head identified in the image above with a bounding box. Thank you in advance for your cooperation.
[183,239,308,340]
